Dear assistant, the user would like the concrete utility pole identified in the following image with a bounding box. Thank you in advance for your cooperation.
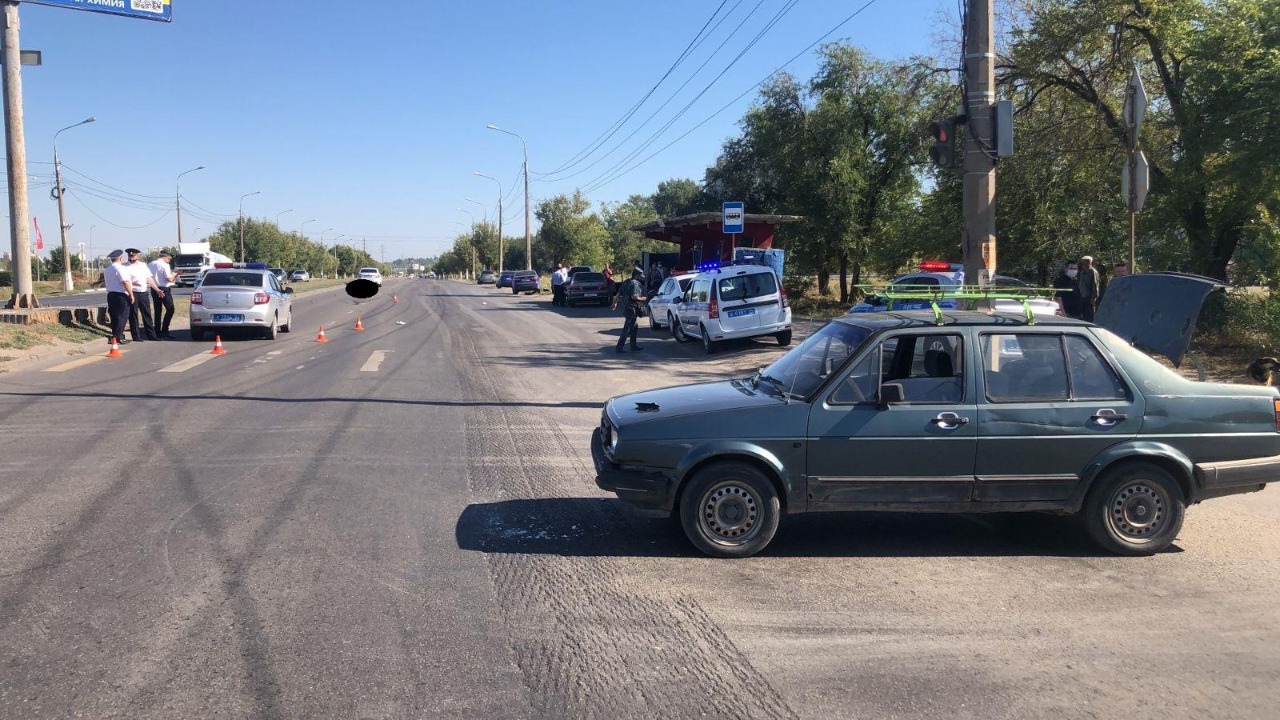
[487,125,531,270]
[238,190,260,262]
[3,1,35,308]
[961,0,997,285]
[175,165,203,247]
[53,119,93,293]
[475,172,504,273]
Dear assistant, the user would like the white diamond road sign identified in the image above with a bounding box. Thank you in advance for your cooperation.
[722,202,744,234]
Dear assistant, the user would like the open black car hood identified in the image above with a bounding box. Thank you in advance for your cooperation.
[1094,272,1224,367]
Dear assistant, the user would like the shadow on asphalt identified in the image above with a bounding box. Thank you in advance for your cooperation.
[456,498,1129,558]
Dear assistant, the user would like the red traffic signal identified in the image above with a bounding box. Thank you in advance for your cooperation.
[927,116,964,169]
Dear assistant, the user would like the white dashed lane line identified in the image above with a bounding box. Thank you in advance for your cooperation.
[359,350,389,373]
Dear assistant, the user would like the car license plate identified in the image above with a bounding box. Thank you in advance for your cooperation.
[584,292,598,297]
[212,314,244,323]
[727,307,755,318]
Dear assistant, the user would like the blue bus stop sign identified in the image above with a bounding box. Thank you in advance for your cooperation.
[24,0,172,23]
[722,202,744,234]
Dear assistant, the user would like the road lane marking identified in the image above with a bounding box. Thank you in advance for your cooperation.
[252,351,284,364]
[158,352,221,373]
[45,353,117,372]
[360,350,389,373]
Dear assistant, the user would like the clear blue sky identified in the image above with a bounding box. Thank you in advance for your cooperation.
[11,0,953,261]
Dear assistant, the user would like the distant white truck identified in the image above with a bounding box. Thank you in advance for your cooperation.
[173,242,233,287]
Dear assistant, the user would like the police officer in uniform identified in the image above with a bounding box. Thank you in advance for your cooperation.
[149,252,177,339]
[123,248,163,341]
[611,268,648,353]
[102,249,134,345]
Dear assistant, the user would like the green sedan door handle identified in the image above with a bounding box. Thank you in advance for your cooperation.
[931,412,970,430]
[1092,409,1127,426]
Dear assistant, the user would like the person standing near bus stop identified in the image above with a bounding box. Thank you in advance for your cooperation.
[610,268,648,353]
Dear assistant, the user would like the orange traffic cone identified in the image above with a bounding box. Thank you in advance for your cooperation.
[316,326,328,343]
[354,316,365,331]
[106,337,122,358]
[210,335,226,355]
[392,294,399,304]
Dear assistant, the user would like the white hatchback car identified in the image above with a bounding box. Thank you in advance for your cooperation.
[648,275,693,330]
[670,265,792,353]
[356,267,383,285]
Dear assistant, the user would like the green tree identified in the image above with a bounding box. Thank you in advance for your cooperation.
[1006,0,1280,279]
[600,194,665,272]
[651,178,703,219]
[534,191,609,269]
[46,246,83,275]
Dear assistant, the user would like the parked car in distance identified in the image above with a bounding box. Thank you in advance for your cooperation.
[496,270,514,288]
[566,271,610,307]
[425,271,437,279]
[189,264,294,341]
[670,264,791,352]
[595,274,1275,559]
[648,275,694,330]
[290,269,311,283]
[512,270,540,295]
[269,267,289,286]
[567,265,593,283]
[478,270,497,285]
[356,267,383,285]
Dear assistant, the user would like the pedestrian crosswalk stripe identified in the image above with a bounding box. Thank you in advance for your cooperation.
[360,350,388,372]
[158,352,221,373]
[45,354,116,372]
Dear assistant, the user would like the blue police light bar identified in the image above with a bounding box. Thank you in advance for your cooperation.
[245,262,268,269]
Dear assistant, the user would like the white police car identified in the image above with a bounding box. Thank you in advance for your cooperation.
[850,262,1059,317]
[189,262,295,341]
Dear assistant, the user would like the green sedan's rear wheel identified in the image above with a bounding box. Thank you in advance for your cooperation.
[679,461,781,558]
[1083,462,1185,555]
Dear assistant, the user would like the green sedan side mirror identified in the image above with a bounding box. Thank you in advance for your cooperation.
[877,382,904,410]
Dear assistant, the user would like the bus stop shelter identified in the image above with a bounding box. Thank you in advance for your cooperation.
[631,212,802,272]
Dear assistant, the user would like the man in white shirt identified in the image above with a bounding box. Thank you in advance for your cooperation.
[101,249,134,345]
[148,252,177,340]
[123,248,164,341]
[551,264,569,306]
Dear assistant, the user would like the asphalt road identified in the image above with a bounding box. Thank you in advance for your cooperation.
[1,279,1277,719]
[36,286,193,309]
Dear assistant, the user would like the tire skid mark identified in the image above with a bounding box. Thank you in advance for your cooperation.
[436,288,796,719]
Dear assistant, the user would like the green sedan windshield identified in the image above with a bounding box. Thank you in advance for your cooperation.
[759,322,871,400]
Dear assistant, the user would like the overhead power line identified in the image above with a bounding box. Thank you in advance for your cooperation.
[537,0,738,178]
[581,0,885,194]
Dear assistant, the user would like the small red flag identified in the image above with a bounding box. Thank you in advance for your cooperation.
[33,216,43,251]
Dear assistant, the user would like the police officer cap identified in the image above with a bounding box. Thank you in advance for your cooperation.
[125,247,141,255]
[107,249,125,260]
[632,267,644,278]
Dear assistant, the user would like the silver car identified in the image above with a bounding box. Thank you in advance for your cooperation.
[189,265,294,341]
[647,275,693,330]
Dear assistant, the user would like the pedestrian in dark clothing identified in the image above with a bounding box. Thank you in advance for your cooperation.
[149,252,177,339]
[611,268,648,353]
[1053,261,1083,319]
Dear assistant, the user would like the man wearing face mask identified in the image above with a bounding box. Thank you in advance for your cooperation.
[1053,260,1083,319]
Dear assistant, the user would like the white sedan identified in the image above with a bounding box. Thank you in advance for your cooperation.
[647,275,692,330]
[357,267,383,285]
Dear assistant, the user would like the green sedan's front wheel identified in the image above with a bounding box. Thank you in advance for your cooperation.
[1083,462,1185,555]
[679,461,781,558]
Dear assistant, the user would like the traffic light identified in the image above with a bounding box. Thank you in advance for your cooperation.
[928,118,958,169]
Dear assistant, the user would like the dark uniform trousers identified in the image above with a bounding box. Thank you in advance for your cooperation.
[616,309,640,350]
[107,291,131,343]
[152,287,175,335]
[129,289,158,340]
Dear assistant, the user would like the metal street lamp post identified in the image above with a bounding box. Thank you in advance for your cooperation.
[238,190,260,262]
[175,164,204,247]
[486,124,531,270]
[53,116,95,291]
[474,172,504,273]
[275,208,293,227]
